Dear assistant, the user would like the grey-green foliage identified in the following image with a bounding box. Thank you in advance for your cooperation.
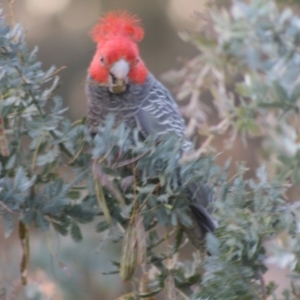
[166,0,300,299]
[166,0,300,180]
[0,15,96,240]
[1,0,300,299]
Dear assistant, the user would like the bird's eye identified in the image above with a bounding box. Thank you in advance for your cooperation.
[100,56,105,65]
[135,58,140,65]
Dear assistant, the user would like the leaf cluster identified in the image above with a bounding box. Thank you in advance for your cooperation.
[2,1,300,299]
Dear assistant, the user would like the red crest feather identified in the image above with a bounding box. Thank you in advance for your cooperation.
[91,11,144,43]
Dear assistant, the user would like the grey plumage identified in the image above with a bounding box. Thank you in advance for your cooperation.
[86,72,217,247]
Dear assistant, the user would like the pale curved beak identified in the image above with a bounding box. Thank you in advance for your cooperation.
[109,59,130,94]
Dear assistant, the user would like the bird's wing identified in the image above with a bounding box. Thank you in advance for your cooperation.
[134,78,217,235]
[135,79,192,151]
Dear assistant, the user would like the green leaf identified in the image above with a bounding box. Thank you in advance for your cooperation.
[3,214,13,238]
[35,213,49,231]
[70,221,82,242]
[206,233,220,256]
[36,147,59,166]
[96,220,109,232]
[52,221,69,236]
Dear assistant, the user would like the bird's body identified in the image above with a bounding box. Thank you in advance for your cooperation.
[87,73,192,151]
[87,74,148,134]
[86,11,216,248]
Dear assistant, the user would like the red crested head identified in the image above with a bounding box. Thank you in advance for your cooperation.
[90,11,144,44]
[88,11,148,93]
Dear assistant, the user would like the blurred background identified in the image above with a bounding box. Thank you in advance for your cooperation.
[2,0,209,120]
[0,0,289,299]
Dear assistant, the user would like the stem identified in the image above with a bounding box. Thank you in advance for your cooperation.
[7,0,16,27]
[113,141,160,168]
[0,200,19,215]
[31,131,46,173]
[19,221,29,285]
[258,270,267,300]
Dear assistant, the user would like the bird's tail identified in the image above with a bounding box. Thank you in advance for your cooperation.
[187,182,218,234]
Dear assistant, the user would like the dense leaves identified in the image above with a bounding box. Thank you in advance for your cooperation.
[2,0,300,299]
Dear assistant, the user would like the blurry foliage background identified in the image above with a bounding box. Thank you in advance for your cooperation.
[2,0,212,120]
[1,0,300,299]
[1,1,217,299]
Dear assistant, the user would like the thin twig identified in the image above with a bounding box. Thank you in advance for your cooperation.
[7,0,16,26]
[68,140,85,164]
[258,270,267,300]
[93,160,125,205]
[113,141,160,168]
[31,132,45,173]
[0,200,19,215]
[137,183,160,213]
[19,221,29,285]
[113,150,150,168]
[40,49,94,81]
[180,134,213,164]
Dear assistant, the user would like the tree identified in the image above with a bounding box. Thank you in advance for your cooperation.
[1,0,300,299]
